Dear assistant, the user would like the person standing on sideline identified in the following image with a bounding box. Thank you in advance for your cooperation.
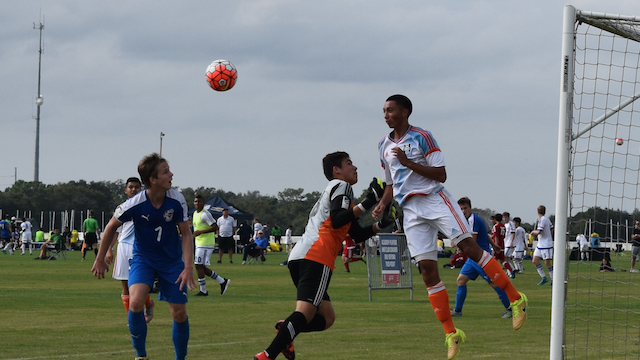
[272,224,282,246]
[216,208,236,264]
[82,210,100,260]
[512,217,527,273]
[102,177,155,322]
[630,221,640,272]
[253,218,263,240]
[253,151,395,360]
[192,195,230,297]
[531,205,554,285]
[491,214,515,278]
[285,225,293,252]
[451,197,512,319]
[576,233,589,262]
[92,153,196,360]
[62,226,72,251]
[20,218,33,255]
[372,94,527,360]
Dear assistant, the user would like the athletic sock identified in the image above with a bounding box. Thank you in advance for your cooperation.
[548,266,553,280]
[494,286,510,309]
[427,281,456,334]
[301,313,327,333]
[265,311,307,357]
[479,253,521,303]
[144,295,152,308]
[128,310,147,357]
[211,272,225,284]
[536,264,546,278]
[122,294,130,313]
[172,317,189,360]
[198,278,207,294]
[344,262,350,272]
[502,260,513,273]
[454,285,467,313]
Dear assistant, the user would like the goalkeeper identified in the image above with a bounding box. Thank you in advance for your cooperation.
[253,151,395,360]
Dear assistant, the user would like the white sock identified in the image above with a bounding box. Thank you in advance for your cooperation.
[198,278,207,293]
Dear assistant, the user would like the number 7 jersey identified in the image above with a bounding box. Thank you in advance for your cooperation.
[114,188,189,264]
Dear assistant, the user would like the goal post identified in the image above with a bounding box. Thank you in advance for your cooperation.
[554,5,640,359]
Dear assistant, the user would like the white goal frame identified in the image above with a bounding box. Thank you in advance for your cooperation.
[553,5,640,360]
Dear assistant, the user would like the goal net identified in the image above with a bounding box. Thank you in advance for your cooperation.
[554,5,640,360]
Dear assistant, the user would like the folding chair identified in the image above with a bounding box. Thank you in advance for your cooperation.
[47,242,66,260]
[246,250,265,264]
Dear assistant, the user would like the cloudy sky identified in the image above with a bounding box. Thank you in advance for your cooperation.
[2,0,639,222]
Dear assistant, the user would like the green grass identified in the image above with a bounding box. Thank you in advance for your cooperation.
[0,250,558,360]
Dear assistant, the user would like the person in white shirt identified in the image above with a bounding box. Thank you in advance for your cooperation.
[512,218,527,274]
[502,212,517,273]
[531,205,554,285]
[216,209,236,264]
[577,233,589,261]
[20,218,33,255]
[253,218,263,240]
[285,225,293,252]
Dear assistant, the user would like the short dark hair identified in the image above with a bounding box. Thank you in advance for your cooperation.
[502,211,510,218]
[322,151,350,181]
[457,197,471,208]
[195,195,205,201]
[386,94,413,117]
[126,177,141,186]
[138,153,167,188]
[513,217,522,224]
[495,213,503,222]
[538,205,546,215]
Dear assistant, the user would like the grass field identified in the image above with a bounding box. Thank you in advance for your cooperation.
[1,249,563,360]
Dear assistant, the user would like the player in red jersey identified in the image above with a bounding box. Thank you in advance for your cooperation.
[341,234,365,272]
[491,214,515,278]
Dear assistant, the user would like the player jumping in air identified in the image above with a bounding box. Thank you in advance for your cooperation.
[372,94,527,360]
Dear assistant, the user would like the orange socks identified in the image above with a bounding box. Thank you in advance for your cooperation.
[145,295,152,308]
[480,255,521,303]
[427,281,456,334]
[121,295,130,313]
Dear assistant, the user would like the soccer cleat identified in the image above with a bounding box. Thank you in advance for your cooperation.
[220,279,230,295]
[631,269,640,273]
[145,299,155,323]
[253,351,273,360]
[510,292,528,330]
[195,291,209,296]
[445,328,465,360]
[450,310,462,317]
[502,308,513,318]
[275,320,296,360]
[134,357,148,360]
[242,261,247,265]
[537,277,549,285]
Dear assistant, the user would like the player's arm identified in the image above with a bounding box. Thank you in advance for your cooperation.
[349,202,397,243]
[332,178,385,228]
[390,147,446,183]
[193,213,218,237]
[91,216,122,279]
[372,184,394,219]
[176,221,196,291]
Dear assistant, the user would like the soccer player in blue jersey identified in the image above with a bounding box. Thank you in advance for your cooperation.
[92,153,196,360]
[451,197,512,319]
[373,94,527,360]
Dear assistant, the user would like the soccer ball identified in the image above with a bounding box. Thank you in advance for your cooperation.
[616,138,624,146]
[205,59,237,91]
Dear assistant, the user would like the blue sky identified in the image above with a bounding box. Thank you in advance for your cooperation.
[2,0,639,222]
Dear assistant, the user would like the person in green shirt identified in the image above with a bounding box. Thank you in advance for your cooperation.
[82,210,100,260]
[34,228,45,243]
[272,224,282,248]
[38,228,63,259]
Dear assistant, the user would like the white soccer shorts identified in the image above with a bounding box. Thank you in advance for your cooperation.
[113,242,133,281]
[402,187,471,262]
[194,246,215,266]
[533,247,554,260]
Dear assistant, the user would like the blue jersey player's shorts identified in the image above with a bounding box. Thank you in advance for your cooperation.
[459,258,491,283]
[129,256,188,304]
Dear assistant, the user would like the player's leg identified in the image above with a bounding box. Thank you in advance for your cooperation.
[128,258,156,359]
[169,303,189,360]
[452,271,471,315]
[533,249,549,284]
[194,247,209,295]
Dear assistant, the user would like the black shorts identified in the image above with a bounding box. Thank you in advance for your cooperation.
[84,232,98,247]
[218,236,234,252]
[288,259,332,307]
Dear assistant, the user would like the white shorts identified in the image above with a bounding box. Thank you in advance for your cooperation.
[514,250,525,259]
[504,247,515,258]
[402,188,471,262]
[534,247,554,260]
[113,242,133,281]
[195,246,215,266]
[580,244,589,252]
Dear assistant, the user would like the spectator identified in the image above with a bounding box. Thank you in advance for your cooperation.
[242,230,268,264]
[272,224,282,245]
[38,228,63,259]
[443,247,467,269]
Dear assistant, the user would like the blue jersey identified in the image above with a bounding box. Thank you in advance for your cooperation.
[114,188,188,264]
[0,220,10,238]
[467,213,490,253]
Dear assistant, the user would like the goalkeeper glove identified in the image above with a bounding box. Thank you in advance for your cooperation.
[357,177,385,212]
[375,202,397,231]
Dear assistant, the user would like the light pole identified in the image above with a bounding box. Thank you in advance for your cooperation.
[33,19,44,182]
[159,132,165,156]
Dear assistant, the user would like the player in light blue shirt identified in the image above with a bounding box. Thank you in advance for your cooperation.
[92,154,195,360]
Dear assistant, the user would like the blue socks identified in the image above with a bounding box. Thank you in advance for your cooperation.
[128,310,147,357]
[173,318,190,360]
[454,285,467,313]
